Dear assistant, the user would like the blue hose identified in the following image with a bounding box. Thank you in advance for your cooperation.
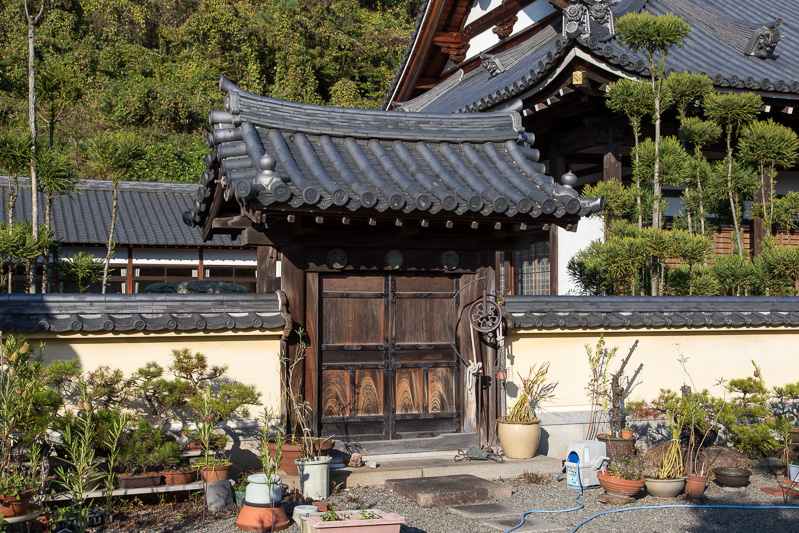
[502,465,585,533]
[503,464,799,533]
[569,503,799,533]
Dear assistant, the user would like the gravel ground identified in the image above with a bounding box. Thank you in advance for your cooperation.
[127,469,799,533]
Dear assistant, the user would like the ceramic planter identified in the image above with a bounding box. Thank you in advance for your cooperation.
[295,456,332,500]
[645,477,685,498]
[235,501,290,532]
[597,471,645,497]
[595,433,636,462]
[713,467,751,488]
[244,474,282,505]
[788,462,799,483]
[200,464,232,482]
[118,473,163,489]
[161,469,197,485]
[497,419,541,459]
[684,474,709,498]
[0,489,35,518]
[269,440,334,476]
[305,512,405,533]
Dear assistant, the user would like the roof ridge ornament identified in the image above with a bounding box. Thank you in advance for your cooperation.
[562,0,617,41]
[480,53,506,77]
[746,19,782,59]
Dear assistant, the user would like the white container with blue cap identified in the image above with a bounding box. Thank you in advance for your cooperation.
[564,440,609,488]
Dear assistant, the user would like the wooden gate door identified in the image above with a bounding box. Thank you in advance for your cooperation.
[318,272,460,440]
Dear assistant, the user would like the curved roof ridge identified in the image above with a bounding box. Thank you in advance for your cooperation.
[666,0,763,54]
[220,76,526,143]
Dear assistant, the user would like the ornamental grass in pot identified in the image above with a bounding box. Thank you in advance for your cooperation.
[644,408,685,498]
[497,361,553,459]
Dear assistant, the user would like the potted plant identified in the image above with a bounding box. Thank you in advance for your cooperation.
[268,329,334,476]
[0,336,57,518]
[117,420,181,489]
[305,507,406,533]
[644,407,686,498]
[587,337,640,461]
[193,386,233,482]
[246,407,283,506]
[496,361,553,459]
[280,330,334,499]
[597,451,646,497]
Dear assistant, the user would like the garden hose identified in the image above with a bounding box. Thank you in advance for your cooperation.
[505,465,799,533]
[503,464,585,533]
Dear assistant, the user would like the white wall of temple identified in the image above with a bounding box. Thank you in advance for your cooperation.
[60,246,257,266]
[506,327,799,457]
[557,216,604,295]
[462,0,557,61]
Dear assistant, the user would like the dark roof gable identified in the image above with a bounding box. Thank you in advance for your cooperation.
[186,77,603,235]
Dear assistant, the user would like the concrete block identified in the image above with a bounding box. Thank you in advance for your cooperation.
[385,474,512,508]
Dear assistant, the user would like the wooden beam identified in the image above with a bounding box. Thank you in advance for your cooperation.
[462,0,535,39]
[212,215,253,229]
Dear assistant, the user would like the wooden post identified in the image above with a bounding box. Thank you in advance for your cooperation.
[280,246,308,432]
[257,246,280,293]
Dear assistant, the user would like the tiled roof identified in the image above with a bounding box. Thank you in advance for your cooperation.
[186,77,602,230]
[1,178,241,247]
[397,0,799,113]
[0,294,284,333]
[505,295,799,329]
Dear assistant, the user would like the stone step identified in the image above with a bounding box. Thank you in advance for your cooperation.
[385,474,512,508]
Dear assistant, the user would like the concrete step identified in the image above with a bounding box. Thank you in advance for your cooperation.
[280,452,564,490]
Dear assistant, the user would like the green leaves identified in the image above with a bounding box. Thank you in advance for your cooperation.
[615,12,691,66]
[58,252,105,293]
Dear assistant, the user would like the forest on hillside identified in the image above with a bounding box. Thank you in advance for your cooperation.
[0,0,417,183]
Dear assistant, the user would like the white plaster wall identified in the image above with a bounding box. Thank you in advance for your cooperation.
[463,0,556,61]
[27,330,284,419]
[504,327,799,457]
[203,248,258,266]
[557,216,604,295]
[132,248,198,264]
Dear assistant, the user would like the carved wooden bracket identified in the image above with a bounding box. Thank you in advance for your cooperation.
[433,32,470,63]
[493,14,518,40]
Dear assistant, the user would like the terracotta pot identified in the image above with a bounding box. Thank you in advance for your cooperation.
[118,473,163,489]
[597,471,645,497]
[620,429,634,439]
[713,467,751,488]
[497,419,541,459]
[645,477,685,498]
[684,474,709,498]
[0,489,35,518]
[200,464,232,482]
[161,470,197,485]
[268,440,334,476]
[235,502,290,532]
[596,433,636,462]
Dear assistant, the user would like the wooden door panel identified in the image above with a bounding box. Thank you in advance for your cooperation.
[428,367,455,413]
[321,369,350,417]
[319,272,460,440]
[395,368,424,414]
[394,298,451,343]
[354,369,383,416]
[394,347,453,363]
[322,297,383,345]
